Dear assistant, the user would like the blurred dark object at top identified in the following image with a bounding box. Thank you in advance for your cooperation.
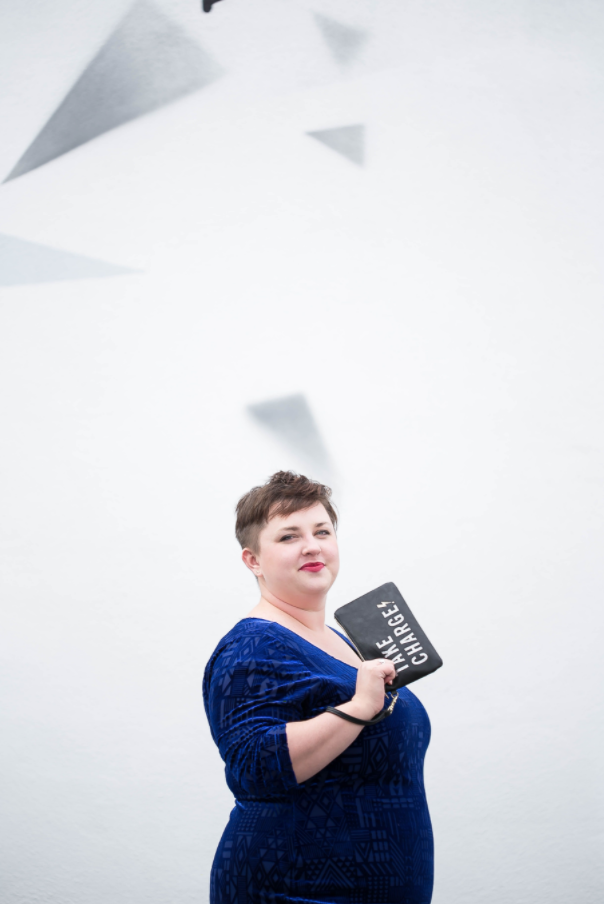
[203,0,223,11]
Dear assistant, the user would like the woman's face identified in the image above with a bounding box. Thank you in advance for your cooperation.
[246,502,340,605]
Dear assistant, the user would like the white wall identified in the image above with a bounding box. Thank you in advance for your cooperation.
[1,2,603,902]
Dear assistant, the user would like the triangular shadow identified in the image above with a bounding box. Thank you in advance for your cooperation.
[0,233,138,286]
[306,124,365,166]
[5,0,224,182]
[313,13,369,67]
[247,393,333,477]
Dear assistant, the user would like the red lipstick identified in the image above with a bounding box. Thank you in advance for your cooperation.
[300,562,325,572]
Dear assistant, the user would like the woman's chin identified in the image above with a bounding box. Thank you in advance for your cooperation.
[298,569,336,592]
[263,571,337,607]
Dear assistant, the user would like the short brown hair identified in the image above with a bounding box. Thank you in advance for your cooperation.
[235,470,338,553]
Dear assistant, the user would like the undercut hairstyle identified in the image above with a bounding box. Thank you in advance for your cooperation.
[235,470,338,553]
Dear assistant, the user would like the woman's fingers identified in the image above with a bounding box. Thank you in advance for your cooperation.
[368,659,396,682]
[359,659,395,678]
[356,659,396,691]
[351,659,397,719]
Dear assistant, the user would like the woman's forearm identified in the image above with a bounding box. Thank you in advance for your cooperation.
[286,660,397,784]
[286,699,372,784]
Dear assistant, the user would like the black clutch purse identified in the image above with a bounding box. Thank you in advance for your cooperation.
[334,582,443,692]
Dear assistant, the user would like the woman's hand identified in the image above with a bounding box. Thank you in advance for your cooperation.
[350,659,397,721]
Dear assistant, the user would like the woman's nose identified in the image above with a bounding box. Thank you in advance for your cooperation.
[302,536,321,554]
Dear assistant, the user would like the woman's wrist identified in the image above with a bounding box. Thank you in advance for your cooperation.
[342,695,380,722]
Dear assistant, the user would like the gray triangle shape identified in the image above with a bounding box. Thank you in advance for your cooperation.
[313,13,369,66]
[0,233,137,286]
[248,394,332,471]
[4,0,224,182]
[306,125,365,166]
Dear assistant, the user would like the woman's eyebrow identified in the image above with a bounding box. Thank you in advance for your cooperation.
[277,521,329,532]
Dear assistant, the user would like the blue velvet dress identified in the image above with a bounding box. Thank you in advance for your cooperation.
[203,618,433,904]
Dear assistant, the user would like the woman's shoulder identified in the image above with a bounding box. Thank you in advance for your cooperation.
[204,618,310,676]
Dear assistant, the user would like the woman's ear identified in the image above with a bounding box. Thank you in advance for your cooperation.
[242,547,262,577]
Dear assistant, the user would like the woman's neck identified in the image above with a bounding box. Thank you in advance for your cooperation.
[248,589,327,635]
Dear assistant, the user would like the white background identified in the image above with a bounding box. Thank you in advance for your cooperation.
[1,1,603,902]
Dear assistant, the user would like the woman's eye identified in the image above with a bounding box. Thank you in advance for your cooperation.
[317,530,330,536]
[279,535,294,542]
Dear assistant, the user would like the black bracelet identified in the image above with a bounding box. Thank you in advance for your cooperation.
[325,693,398,726]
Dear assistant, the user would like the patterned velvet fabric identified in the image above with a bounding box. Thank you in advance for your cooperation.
[203,618,433,903]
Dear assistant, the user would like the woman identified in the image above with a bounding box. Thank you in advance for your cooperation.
[203,471,434,904]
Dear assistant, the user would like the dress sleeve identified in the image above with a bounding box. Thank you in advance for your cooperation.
[203,635,319,796]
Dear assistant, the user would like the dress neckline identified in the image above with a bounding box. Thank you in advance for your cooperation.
[238,617,362,670]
